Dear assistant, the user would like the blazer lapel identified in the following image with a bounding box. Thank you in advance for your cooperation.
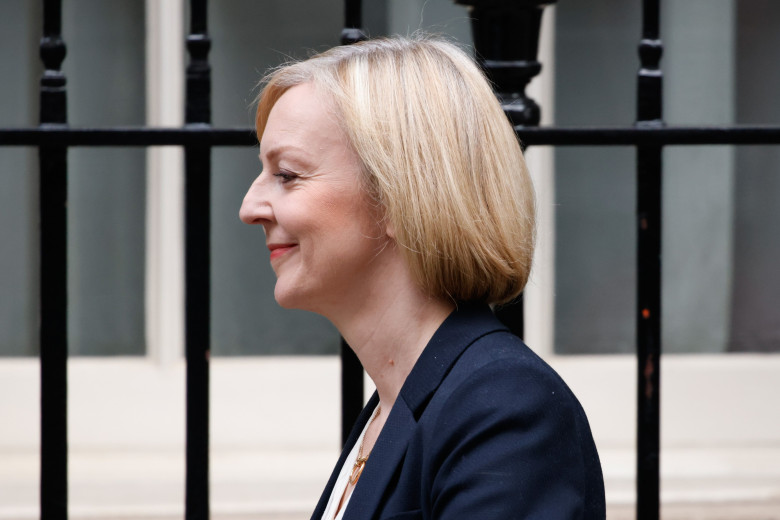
[310,393,380,520]
[341,304,507,519]
[398,303,507,420]
[342,397,418,520]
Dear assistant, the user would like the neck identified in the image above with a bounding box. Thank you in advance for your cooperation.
[328,278,454,413]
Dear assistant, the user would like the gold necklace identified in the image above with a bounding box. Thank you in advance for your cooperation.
[348,404,381,485]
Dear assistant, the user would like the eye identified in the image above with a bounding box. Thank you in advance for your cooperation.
[273,170,298,183]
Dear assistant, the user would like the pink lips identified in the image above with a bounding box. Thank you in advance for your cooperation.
[268,244,297,260]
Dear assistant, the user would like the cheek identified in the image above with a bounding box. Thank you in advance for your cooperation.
[310,191,369,232]
[288,184,382,249]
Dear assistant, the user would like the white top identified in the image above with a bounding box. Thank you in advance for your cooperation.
[320,405,378,520]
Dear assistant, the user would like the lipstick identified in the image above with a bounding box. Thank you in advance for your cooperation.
[268,244,297,260]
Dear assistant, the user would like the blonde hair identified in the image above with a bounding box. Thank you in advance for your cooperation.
[256,36,535,305]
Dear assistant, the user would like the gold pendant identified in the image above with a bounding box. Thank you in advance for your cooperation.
[349,456,368,485]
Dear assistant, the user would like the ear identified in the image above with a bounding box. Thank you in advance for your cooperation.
[385,218,396,240]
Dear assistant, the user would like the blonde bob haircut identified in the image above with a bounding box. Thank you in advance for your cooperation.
[256,36,535,306]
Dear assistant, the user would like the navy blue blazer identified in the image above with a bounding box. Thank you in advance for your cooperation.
[312,304,605,520]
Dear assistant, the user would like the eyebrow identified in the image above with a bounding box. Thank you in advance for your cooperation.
[260,144,301,162]
[259,144,314,170]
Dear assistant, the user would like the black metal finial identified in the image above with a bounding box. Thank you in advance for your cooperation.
[186,0,211,124]
[40,0,67,124]
[637,2,663,125]
[455,0,556,127]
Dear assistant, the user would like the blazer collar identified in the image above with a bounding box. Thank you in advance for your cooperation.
[310,392,380,519]
[312,303,507,520]
[399,303,507,419]
[343,396,417,520]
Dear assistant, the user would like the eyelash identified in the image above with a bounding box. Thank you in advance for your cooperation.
[272,170,298,183]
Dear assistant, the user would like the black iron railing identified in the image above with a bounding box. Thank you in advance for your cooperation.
[38,1,68,518]
[183,0,212,517]
[635,1,663,515]
[1,0,780,519]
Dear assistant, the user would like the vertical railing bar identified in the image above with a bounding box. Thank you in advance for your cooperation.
[339,338,364,446]
[184,0,212,518]
[39,0,69,518]
[636,0,663,518]
[339,0,367,446]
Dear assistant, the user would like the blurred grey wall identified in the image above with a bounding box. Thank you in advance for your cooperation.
[554,0,778,354]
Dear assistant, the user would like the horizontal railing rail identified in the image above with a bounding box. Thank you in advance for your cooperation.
[3,125,780,147]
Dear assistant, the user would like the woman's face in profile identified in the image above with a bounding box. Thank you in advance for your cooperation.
[240,83,389,315]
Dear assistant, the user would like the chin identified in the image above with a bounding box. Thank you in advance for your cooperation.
[273,284,310,311]
[273,289,298,310]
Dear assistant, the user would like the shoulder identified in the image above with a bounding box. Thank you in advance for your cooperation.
[413,330,605,518]
[438,329,578,407]
[428,329,589,441]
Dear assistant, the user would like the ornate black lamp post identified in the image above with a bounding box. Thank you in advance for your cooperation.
[455,0,556,128]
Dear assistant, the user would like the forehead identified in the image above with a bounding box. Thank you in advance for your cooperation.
[259,83,346,161]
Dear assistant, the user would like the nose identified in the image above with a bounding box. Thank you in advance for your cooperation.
[239,174,274,225]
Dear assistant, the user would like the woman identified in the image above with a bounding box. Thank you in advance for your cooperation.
[240,37,605,520]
